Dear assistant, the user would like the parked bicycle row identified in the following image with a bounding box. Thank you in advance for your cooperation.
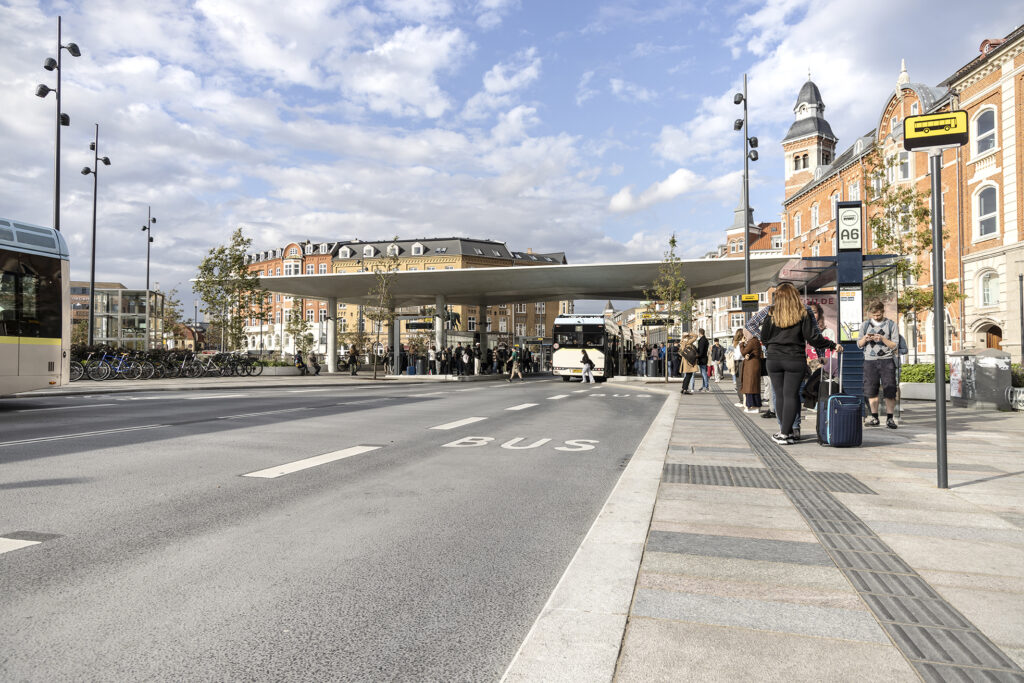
[68,347,265,381]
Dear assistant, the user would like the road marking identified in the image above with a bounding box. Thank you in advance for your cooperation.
[590,394,606,397]
[0,538,40,554]
[218,407,310,420]
[336,398,394,406]
[184,394,247,400]
[430,416,487,430]
[410,392,445,397]
[243,445,381,478]
[287,388,329,393]
[547,394,569,400]
[505,403,538,411]
[572,390,589,393]
[16,403,115,412]
[456,387,483,392]
[0,424,167,448]
[636,394,651,398]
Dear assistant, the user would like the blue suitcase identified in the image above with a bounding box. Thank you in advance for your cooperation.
[816,355,862,447]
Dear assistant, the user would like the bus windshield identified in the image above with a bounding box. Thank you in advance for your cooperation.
[554,325,605,348]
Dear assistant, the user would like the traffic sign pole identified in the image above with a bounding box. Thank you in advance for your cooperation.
[930,150,949,489]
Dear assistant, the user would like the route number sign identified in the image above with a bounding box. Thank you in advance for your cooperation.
[837,202,863,251]
[903,111,968,151]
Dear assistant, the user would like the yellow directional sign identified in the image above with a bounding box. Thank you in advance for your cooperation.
[741,293,759,313]
[903,111,968,151]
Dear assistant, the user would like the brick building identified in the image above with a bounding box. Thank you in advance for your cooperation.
[244,237,570,358]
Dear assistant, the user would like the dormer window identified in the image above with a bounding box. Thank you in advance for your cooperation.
[339,246,352,258]
[387,243,400,257]
[319,244,328,254]
[363,245,375,258]
[411,242,424,256]
[304,244,313,254]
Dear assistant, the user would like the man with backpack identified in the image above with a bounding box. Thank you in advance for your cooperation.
[858,300,900,429]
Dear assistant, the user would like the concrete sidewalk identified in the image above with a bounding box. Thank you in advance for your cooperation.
[615,386,1024,681]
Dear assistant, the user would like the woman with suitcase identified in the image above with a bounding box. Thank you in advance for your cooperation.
[760,283,841,445]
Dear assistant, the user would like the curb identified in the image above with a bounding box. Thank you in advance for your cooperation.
[501,389,678,682]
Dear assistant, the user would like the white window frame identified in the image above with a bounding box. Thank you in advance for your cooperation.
[467,316,476,332]
[411,242,424,256]
[810,204,819,228]
[830,193,839,221]
[319,263,327,274]
[911,102,918,115]
[289,247,298,256]
[387,243,400,257]
[319,309,327,322]
[515,303,527,313]
[973,107,997,158]
[811,243,820,257]
[340,247,352,258]
[515,323,526,337]
[306,264,314,274]
[363,245,375,258]
[849,181,860,201]
[305,309,314,322]
[304,244,313,254]
[536,323,545,336]
[499,318,507,333]
[319,244,328,254]
[794,213,801,236]
[974,184,999,240]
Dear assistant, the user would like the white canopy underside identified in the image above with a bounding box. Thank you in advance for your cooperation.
[259,256,794,307]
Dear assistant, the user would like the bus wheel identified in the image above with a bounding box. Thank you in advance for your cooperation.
[562,376,571,382]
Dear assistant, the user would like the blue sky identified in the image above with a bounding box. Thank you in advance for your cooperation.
[0,0,1019,313]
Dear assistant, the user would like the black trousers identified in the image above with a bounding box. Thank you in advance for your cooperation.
[767,357,806,435]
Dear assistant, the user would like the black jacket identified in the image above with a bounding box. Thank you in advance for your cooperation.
[711,344,725,362]
[696,336,709,365]
[761,311,835,360]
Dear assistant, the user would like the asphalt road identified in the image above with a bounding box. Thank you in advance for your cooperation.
[0,377,666,681]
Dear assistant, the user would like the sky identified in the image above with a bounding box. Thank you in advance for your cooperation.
[1,0,1019,315]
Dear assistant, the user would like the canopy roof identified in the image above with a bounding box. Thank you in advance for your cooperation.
[259,256,793,306]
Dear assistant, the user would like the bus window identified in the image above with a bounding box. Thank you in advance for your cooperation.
[553,327,578,345]
[582,332,605,347]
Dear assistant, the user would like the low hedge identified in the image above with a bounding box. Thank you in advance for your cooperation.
[1013,363,1024,388]
[900,363,950,383]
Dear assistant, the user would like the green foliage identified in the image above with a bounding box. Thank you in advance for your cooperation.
[363,237,402,378]
[156,287,185,343]
[284,303,314,356]
[1012,363,1024,388]
[193,227,265,352]
[70,320,88,346]
[644,233,692,328]
[900,363,951,383]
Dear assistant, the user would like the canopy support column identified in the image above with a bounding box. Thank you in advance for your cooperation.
[392,313,401,375]
[326,297,338,373]
[435,294,446,352]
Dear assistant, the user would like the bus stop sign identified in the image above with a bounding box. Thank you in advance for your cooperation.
[741,294,759,313]
[903,111,968,151]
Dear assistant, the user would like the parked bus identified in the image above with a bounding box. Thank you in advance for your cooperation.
[551,314,622,382]
[0,218,70,395]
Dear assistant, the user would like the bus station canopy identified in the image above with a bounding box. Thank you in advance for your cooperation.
[259,255,793,307]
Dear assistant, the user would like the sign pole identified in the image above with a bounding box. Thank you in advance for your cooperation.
[930,150,948,489]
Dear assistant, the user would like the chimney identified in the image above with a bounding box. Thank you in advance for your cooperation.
[526,248,533,254]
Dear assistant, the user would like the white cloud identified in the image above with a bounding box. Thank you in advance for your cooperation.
[342,25,472,118]
[575,70,599,106]
[462,47,541,119]
[377,0,454,22]
[475,0,519,29]
[609,78,656,103]
[491,105,539,144]
[609,168,702,212]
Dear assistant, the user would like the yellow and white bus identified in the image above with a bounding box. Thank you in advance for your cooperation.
[0,218,70,395]
[551,314,623,382]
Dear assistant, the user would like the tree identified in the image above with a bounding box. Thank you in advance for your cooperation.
[363,237,401,379]
[644,233,692,380]
[285,302,314,358]
[194,227,265,351]
[863,145,964,360]
[156,288,185,348]
[70,320,88,346]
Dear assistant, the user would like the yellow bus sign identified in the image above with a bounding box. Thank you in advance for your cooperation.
[903,111,968,151]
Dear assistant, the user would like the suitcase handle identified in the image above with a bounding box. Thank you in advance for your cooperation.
[819,343,843,395]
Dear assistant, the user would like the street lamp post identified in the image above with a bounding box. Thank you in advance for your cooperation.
[36,16,81,233]
[81,123,110,347]
[734,74,759,318]
[141,206,156,290]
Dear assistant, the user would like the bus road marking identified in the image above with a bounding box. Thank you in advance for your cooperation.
[218,407,310,420]
[0,424,167,448]
[16,403,115,412]
[243,445,381,478]
[0,538,41,554]
[184,394,247,400]
[590,394,606,397]
[505,403,538,411]
[287,388,329,393]
[430,417,487,430]
[546,395,569,400]
[572,390,589,393]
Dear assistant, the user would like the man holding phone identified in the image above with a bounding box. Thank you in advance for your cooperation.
[857,300,899,428]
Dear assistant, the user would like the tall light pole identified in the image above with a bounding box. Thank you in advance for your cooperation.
[141,206,156,291]
[81,124,110,346]
[36,16,81,233]
[734,74,759,317]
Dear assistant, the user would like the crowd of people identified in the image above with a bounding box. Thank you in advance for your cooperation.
[294,343,544,378]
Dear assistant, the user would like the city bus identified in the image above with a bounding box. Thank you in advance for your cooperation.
[551,314,622,382]
[0,218,70,395]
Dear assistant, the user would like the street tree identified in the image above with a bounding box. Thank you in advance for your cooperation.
[156,287,185,348]
[644,233,692,380]
[363,237,401,379]
[285,302,314,358]
[194,227,265,352]
[863,145,964,360]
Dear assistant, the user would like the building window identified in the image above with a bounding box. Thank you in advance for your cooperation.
[467,316,476,331]
[890,116,898,134]
[363,246,375,257]
[811,204,819,227]
[340,247,351,258]
[793,156,801,171]
[276,267,281,276]
[976,186,998,238]
[830,193,839,221]
[911,103,918,115]
[515,303,527,313]
[411,242,424,256]
[435,247,447,254]
[849,181,860,201]
[444,266,454,270]
[801,154,808,168]
[811,243,820,257]
[729,241,736,253]
[338,318,347,333]
[499,318,507,333]
[319,310,327,322]
[387,243,400,257]
[305,309,314,322]
[306,264,314,274]
[975,109,996,155]
[536,323,545,336]
[731,313,744,328]
[794,213,801,236]
[822,151,830,165]
[772,236,783,249]
[304,244,313,254]
[289,247,298,256]
[319,263,327,274]
[736,241,744,252]
[515,323,526,337]
[888,152,910,182]
[535,302,545,313]
[980,272,999,306]
[427,266,436,271]
[319,244,328,254]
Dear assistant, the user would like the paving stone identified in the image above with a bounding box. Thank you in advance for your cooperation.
[646,530,834,567]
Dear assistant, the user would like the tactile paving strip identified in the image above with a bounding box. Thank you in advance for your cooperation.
[712,386,1024,680]
[662,463,876,494]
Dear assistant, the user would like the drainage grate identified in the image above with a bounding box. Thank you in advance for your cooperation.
[712,385,1024,679]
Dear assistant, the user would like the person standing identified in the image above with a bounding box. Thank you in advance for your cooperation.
[711,340,726,383]
[760,283,840,444]
[696,328,710,392]
[581,350,596,383]
[857,300,899,429]
[731,329,745,406]
[428,345,437,375]
[348,347,359,375]
[740,331,763,413]
[678,333,698,394]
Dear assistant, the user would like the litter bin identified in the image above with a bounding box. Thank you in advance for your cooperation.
[950,348,1012,411]
[416,358,426,375]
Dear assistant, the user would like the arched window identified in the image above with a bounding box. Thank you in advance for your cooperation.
[980,271,999,306]
[801,154,808,168]
[822,151,831,165]
[831,193,839,221]
[794,156,801,171]
[975,109,996,155]
[810,204,819,227]
[794,213,802,236]
[976,186,998,238]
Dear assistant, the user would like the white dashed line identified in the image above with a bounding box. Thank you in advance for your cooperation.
[287,388,329,393]
[244,445,381,478]
[590,394,607,397]
[0,424,167,448]
[572,390,589,393]
[218,407,310,420]
[546,394,569,400]
[184,394,247,400]
[456,387,483,392]
[429,417,488,430]
[16,403,115,412]
[505,403,538,411]
[410,392,445,397]
[0,538,40,554]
